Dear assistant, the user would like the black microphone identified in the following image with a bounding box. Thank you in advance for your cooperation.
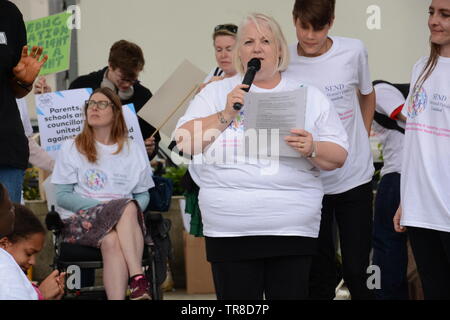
[233,58,261,111]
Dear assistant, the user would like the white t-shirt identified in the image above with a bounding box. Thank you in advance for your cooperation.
[284,36,374,194]
[51,138,154,219]
[203,67,224,83]
[176,74,348,238]
[400,56,450,232]
[0,248,38,300]
[372,83,405,176]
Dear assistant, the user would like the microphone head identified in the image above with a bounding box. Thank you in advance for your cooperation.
[247,58,261,72]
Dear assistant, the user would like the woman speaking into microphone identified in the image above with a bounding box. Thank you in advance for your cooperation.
[175,13,348,300]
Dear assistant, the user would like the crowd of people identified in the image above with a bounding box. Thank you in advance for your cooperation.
[1,0,449,300]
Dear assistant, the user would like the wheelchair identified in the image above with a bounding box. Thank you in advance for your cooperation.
[45,205,172,300]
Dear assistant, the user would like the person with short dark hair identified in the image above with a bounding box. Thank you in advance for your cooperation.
[284,0,376,300]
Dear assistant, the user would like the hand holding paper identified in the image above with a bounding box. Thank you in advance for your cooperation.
[284,129,314,158]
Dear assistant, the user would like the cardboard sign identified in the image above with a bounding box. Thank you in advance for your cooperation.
[138,59,206,138]
[25,12,72,75]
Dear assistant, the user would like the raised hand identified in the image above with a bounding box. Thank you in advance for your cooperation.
[144,136,156,155]
[13,46,48,86]
[34,76,52,94]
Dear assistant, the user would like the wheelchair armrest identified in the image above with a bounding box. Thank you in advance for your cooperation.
[45,205,64,232]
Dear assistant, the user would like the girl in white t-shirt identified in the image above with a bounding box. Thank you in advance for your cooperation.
[51,88,154,300]
[393,0,450,300]
[0,204,65,300]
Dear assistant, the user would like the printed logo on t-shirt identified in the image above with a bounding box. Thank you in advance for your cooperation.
[430,93,450,113]
[408,86,427,119]
[0,32,7,45]
[324,83,353,103]
[230,110,245,132]
[84,169,108,191]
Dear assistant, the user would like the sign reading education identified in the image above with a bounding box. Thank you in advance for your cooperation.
[35,89,147,160]
[25,12,72,75]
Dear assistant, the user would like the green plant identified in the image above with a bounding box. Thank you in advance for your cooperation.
[162,165,187,196]
[23,167,40,200]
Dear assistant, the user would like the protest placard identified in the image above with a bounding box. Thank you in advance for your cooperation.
[35,89,147,159]
[35,88,90,159]
[121,103,147,158]
[138,59,206,138]
[25,12,72,75]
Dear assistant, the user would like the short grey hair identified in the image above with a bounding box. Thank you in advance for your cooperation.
[232,13,290,75]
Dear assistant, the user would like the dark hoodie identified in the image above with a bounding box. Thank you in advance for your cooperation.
[0,0,29,170]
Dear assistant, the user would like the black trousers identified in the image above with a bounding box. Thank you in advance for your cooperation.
[408,227,450,300]
[309,182,374,300]
[211,255,312,300]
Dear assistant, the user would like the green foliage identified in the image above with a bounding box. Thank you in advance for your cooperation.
[373,143,384,183]
[377,142,384,162]
[162,166,187,196]
[23,167,40,201]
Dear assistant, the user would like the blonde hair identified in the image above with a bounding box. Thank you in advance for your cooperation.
[232,13,290,75]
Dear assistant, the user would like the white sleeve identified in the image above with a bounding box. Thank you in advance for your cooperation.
[0,254,37,300]
[51,140,78,185]
[374,84,406,118]
[357,42,374,95]
[28,138,55,172]
[175,85,219,129]
[308,88,349,151]
[17,98,33,137]
[131,143,155,193]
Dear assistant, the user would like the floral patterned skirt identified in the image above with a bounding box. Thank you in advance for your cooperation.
[61,198,150,248]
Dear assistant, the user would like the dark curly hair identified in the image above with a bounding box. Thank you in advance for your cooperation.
[6,204,46,244]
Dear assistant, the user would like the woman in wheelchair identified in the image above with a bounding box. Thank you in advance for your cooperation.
[51,87,154,300]
[1,203,65,300]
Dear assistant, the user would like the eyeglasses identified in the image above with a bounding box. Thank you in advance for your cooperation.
[117,76,138,85]
[111,68,138,85]
[85,100,113,110]
[214,24,238,34]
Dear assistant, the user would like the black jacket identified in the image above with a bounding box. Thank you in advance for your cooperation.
[0,0,29,169]
[69,67,161,160]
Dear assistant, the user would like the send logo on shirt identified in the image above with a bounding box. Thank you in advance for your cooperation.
[408,86,427,119]
[84,169,108,191]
